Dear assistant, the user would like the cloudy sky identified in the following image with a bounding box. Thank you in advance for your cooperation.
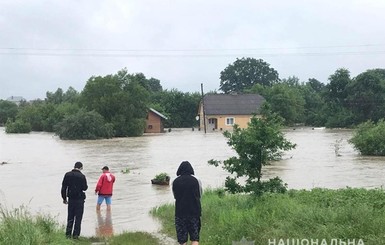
[1,0,385,100]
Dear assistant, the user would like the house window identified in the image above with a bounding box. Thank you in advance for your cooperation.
[148,125,153,129]
[226,117,234,125]
[208,118,215,124]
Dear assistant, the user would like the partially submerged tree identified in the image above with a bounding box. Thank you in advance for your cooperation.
[209,107,296,195]
[55,109,114,140]
[349,119,385,156]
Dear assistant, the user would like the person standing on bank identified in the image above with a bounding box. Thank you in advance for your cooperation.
[172,161,202,245]
[61,161,88,239]
[95,166,116,211]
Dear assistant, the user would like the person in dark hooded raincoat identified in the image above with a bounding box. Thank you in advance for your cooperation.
[172,161,202,245]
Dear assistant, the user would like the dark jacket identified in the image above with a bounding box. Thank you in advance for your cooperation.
[61,169,88,201]
[172,161,202,218]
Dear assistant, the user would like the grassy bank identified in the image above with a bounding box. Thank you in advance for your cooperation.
[2,188,385,244]
[151,188,385,245]
[0,205,162,245]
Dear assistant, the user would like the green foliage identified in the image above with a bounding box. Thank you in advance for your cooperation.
[0,205,72,245]
[5,118,31,133]
[55,109,114,140]
[324,68,351,104]
[209,109,296,194]
[152,188,385,245]
[80,69,150,137]
[153,172,170,181]
[0,100,18,125]
[220,57,280,94]
[349,119,385,156]
[265,81,305,125]
[346,70,385,123]
[301,79,326,126]
[323,102,355,128]
[45,87,80,104]
[16,100,45,131]
[151,89,201,127]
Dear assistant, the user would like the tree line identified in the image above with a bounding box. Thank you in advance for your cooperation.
[0,68,201,139]
[1,58,385,139]
[220,57,385,128]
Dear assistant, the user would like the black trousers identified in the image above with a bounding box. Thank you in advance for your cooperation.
[66,199,85,237]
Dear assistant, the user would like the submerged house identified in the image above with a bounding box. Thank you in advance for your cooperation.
[198,94,265,131]
[145,108,168,133]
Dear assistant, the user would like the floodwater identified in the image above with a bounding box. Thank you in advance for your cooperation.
[0,127,384,237]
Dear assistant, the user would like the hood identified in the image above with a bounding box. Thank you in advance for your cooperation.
[105,173,113,182]
[176,161,195,176]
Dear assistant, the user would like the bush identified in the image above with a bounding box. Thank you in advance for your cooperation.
[208,111,295,195]
[5,118,31,133]
[0,100,18,125]
[153,172,170,182]
[55,109,114,140]
[349,119,385,156]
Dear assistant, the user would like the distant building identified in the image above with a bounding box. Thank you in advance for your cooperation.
[198,94,265,131]
[145,108,168,133]
[6,96,26,106]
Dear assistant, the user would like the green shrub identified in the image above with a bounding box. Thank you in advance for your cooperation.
[5,118,31,133]
[0,100,18,125]
[349,119,385,156]
[55,109,114,140]
[154,172,170,181]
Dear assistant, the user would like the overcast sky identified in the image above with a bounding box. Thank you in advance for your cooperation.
[1,0,385,100]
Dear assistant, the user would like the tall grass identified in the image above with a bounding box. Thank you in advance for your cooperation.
[0,205,71,245]
[151,188,385,245]
[0,205,164,244]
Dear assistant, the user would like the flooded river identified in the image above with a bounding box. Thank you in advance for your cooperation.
[0,127,384,237]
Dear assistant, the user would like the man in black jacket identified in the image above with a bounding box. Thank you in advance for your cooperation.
[172,161,202,245]
[61,161,88,239]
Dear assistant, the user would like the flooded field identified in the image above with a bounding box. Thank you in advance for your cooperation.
[0,127,384,237]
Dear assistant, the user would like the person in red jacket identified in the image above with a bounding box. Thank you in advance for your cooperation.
[95,166,116,211]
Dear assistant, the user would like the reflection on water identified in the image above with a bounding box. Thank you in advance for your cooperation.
[0,127,384,237]
[96,210,113,237]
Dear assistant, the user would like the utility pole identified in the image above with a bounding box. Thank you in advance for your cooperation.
[201,83,207,134]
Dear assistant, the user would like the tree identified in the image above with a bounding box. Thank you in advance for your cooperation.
[302,79,326,126]
[151,89,201,128]
[55,109,114,140]
[307,78,325,93]
[349,119,385,156]
[80,69,150,137]
[46,88,64,104]
[0,100,18,125]
[346,70,385,123]
[322,68,353,127]
[208,107,296,195]
[324,68,351,105]
[219,57,279,94]
[266,78,305,125]
[5,118,31,133]
[147,78,163,93]
[16,101,45,131]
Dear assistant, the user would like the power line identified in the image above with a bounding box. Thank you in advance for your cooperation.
[1,43,385,52]
[0,50,384,58]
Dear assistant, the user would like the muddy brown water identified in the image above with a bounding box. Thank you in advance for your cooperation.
[0,127,384,237]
